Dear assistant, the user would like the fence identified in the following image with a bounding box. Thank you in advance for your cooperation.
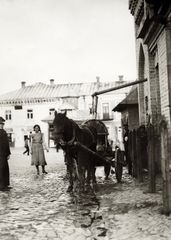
[159,120,171,215]
[128,122,171,215]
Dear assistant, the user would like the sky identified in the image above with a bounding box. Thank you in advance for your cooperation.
[0,0,137,95]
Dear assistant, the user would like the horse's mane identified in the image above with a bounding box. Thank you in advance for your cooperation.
[54,111,96,144]
[54,112,66,120]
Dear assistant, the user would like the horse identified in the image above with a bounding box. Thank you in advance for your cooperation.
[53,111,97,192]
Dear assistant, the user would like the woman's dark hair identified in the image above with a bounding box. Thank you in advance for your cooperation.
[33,124,41,132]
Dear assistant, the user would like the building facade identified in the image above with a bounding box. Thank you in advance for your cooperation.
[0,78,131,148]
[129,0,171,171]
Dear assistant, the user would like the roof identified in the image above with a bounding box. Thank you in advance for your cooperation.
[4,128,13,133]
[0,80,132,105]
[41,115,54,123]
[113,86,138,112]
[60,84,78,98]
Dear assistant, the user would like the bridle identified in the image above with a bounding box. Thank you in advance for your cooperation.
[54,130,64,135]
[53,119,76,146]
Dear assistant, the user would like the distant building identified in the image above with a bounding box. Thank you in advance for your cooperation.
[0,78,131,147]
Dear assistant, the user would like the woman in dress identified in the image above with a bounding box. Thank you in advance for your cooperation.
[0,117,11,190]
[30,124,49,175]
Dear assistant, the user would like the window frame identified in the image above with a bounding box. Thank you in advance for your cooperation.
[5,110,12,120]
[102,103,110,119]
[27,109,33,119]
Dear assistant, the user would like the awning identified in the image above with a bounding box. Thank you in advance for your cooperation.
[113,86,138,112]
[59,102,75,110]
[27,126,33,131]
[41,115,54,123]
[5,128,13,133]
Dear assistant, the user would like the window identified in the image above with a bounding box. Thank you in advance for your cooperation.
[5,110,12,120]
[102,103,109,119]
[14,105,22,110]
[49,108,55,116]
[27,109,33,119]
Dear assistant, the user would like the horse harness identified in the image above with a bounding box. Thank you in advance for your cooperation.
[57,119,96,149]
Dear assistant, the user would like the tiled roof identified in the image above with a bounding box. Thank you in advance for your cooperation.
[0,80,131,104]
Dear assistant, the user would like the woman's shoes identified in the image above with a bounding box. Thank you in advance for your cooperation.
[37,171,48,175]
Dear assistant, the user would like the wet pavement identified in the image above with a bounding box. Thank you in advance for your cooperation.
[0,148,171,240]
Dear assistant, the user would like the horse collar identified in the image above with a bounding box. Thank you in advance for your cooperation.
[66,120,76,145]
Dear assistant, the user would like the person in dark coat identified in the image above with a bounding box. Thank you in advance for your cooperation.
[0,117,11,190]
[123,124,132,175]
[123,124,129,164]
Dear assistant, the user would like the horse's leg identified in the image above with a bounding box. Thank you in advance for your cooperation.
[91,145,97,185]
[86,164,91,185]
[73,158,79,180]
[77,152,85,191]
[92,166,97,184]
[104,164,111,180]
[86,154,94,185]
[66,152,73,192]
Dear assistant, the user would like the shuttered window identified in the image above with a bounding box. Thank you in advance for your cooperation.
[5,110,12,120]
[27,109,33,119]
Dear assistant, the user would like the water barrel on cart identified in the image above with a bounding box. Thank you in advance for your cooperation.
[82,119,112,179]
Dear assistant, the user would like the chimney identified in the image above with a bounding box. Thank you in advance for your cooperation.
[118,75,124,81]
[50,79,54,85]
[96,76,101,90]
[96,76,100,83]
[21,81,26,88]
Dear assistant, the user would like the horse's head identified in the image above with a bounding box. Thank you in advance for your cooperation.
[53,110,71,145]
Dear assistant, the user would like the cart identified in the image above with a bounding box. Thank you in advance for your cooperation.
[80,119,125,182]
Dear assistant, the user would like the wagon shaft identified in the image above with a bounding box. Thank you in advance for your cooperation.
[75,142,115,167]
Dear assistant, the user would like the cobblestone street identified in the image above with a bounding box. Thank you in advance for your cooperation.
[0,148,171,240]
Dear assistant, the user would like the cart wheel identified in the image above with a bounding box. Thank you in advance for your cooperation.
[115,148,123,182]
[104,164,111,180]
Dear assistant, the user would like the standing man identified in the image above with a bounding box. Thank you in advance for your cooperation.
[123,124,132,175]
[0,117,11,190]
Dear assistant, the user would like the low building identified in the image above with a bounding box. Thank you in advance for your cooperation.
[113,85,139,131]
[0,78,131,147]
